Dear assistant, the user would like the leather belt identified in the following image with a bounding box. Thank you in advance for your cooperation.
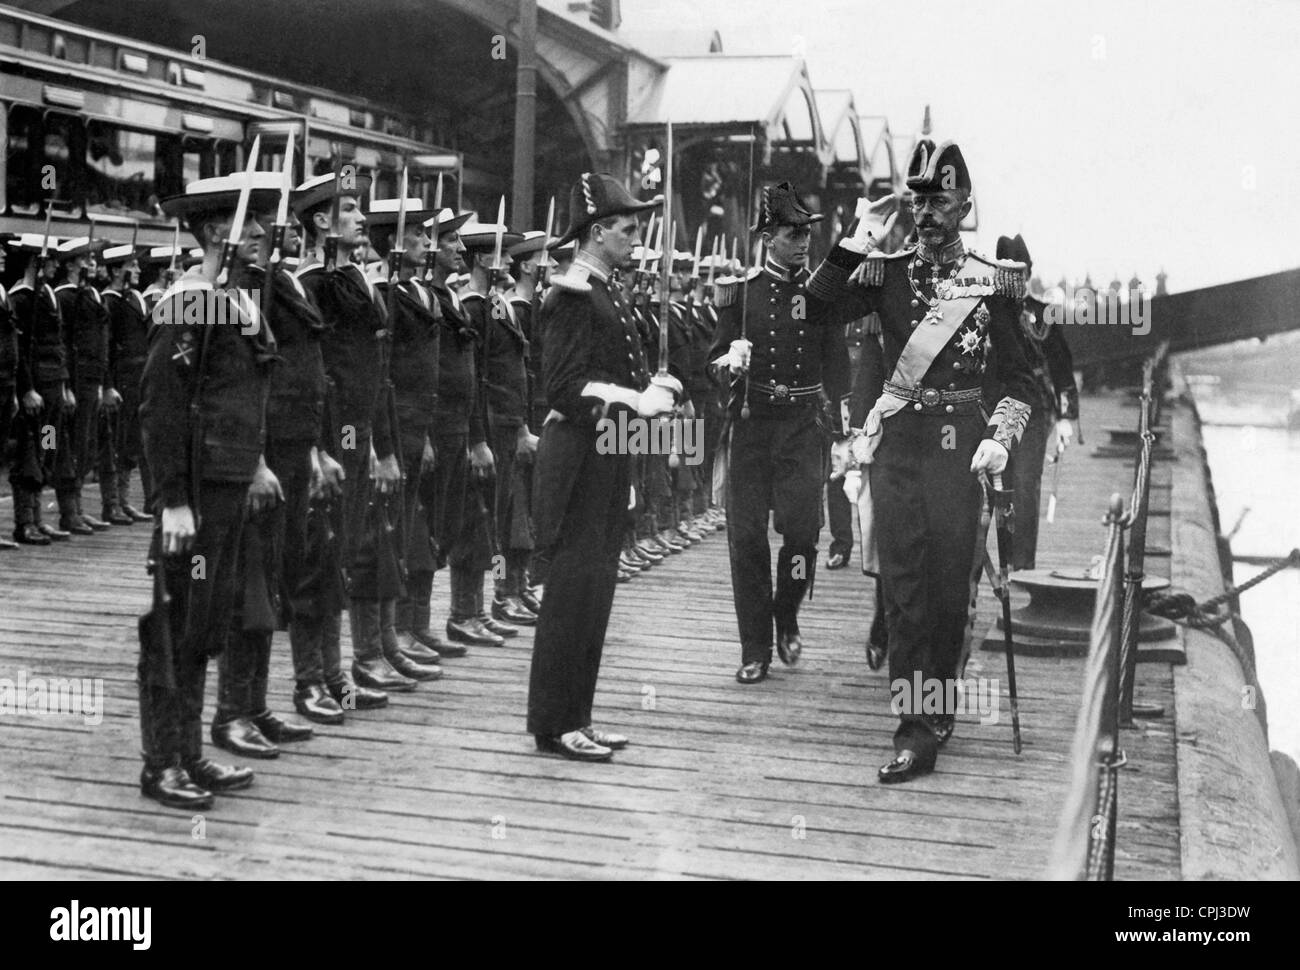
[884,380,983,412]
[745,378,822,402]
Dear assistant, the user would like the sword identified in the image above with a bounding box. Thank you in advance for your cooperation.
[217,134,260,286]
[706,236,719,289]
[390,164,410,285]
[168,219,181,283]
[1046,433,1066,524]
[657,119,673,378]
[739,129,756,419]
[687,223,704,305]
[636,211,656,291]
[988,471,1023,753]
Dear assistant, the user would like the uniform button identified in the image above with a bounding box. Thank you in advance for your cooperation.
[910,320,919,329]
[948,383,956,390]
[796,346,802,352]
[953,361,961,368]
[798,330,805,337]
[770,297,776,304]
[913,403,922,411]
[911,299,919,307]
[945,404,954,413]
[770,330,776,336]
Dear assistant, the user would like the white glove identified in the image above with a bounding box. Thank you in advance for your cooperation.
[726,339,751,374]
[840,195,899,254]
[637,383,676,418]
[651,372,684,398]
[828,438,852,480]
[849,433,873,466]
[842,469,862,503]
[1055,419,1074,447]
[970,438,1009,475]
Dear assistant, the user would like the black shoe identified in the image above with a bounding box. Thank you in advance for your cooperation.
[122,503,153,523]
[140,765,213,810]
[927,714,955,747]
[878,751,933,785]
[293,683,345,725]
[252,711,314,743]
[776,631,803,667]
[37,522,70,541]
[103,506,134,526]
[0,535,16,550]
[211,717,280,759]
[81,511,111,531]
[13,525,50,546]
[446,617,502,647]
[327,678,389,711]
[735,661,769,684]
[185,757,254,792]
[535,730,613,762]
[408,627,446,651]
[580,725,629,750]
[399,635,442,665]
[866,612,888,670]
[479,613,518,638]
[633,541,664,564]
[520,587,543,614]
[827,551,849,570]
[58,517,94,536]
[492,596,537,626]
[353,657,418,692]
[386,650,443,682]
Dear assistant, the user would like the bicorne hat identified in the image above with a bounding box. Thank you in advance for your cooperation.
[552,172,661,248]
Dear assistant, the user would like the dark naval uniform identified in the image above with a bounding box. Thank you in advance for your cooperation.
[215,263,325,754]
[710,253,850,673]
[0,279,16,546]
[527,253,652,740]
[103,283,153,517]
[55,277,111,529]
[139,273,272,800]
[9,275,68,541]
[809,231,1035,771]
[994,236,1078,570]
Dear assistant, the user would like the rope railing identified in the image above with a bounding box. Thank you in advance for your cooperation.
[1050,345,1165,878]
[1048,493,1127,880]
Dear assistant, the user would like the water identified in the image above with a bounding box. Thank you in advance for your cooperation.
[1196,417,1300,766]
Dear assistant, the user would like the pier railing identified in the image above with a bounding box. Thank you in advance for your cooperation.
[1048,344,1167,879]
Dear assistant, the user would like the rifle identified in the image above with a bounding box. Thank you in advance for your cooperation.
[382,166,411,582]
[323,149,343,272]
[261,128,296,324]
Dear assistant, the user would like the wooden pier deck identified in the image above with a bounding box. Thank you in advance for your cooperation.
[0,392,1182,880]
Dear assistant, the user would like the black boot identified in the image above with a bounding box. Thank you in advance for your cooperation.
[380,598,441,681]
[212,635,279,759]
[350,599,417,691]
[247,631,312,742]
[11,487,48,545]
[77,490,110,531]
[119,470,151,522]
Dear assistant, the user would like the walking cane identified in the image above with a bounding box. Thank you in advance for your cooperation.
[987,471,1023,753]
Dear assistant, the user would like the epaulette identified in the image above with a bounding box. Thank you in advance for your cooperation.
[549,264,592,294]
[713,267,762,308]
[966,250,1027,299]
[857,246,913,288]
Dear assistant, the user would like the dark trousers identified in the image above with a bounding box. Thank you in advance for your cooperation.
[9,382,68,494]
[489,422,533,597]
[58,379,100,510]
[137,483,247,768]
[1011,407,1050,571]
[526,421,629,737]
[724,411,823,664]
[827,477,853,559]
[871,409,983,765]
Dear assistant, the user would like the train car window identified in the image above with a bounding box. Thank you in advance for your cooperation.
[84,120,162,220]
[5,106,84,215]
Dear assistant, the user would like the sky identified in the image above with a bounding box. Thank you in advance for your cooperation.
[612,0,1300,293]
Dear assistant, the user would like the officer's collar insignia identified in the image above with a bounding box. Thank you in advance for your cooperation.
[915,237,965,265]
